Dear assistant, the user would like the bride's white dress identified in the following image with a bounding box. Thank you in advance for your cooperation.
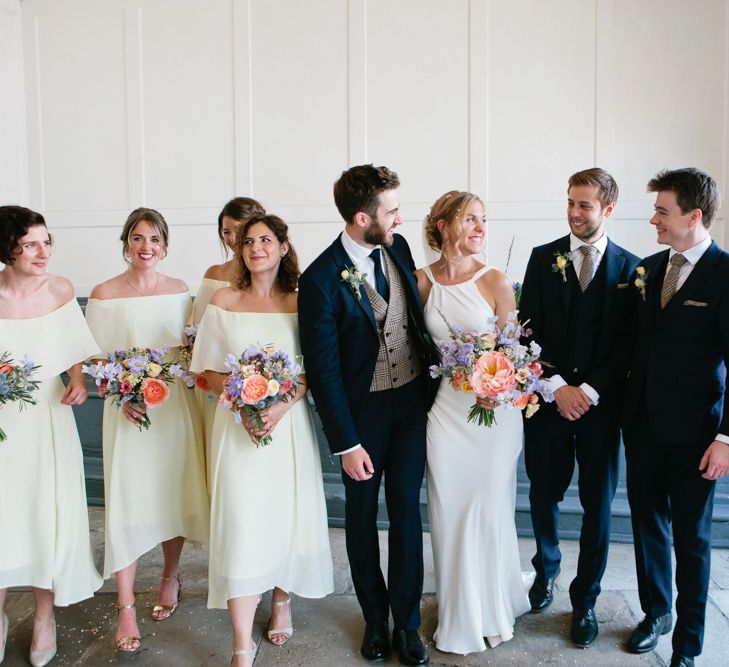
[424,265,531,655]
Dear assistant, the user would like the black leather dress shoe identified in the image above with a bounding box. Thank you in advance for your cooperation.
[392,629,429,666]
[528,568,560,612]
[361,623,390,661]
[668,653,694,667]
[626,613,672,653]
[571,608,598,647]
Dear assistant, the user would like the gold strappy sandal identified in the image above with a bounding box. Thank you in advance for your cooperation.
[231,641,258,666]
[267,596,293,646]
[114,603,141,653]
[152,573,182,621]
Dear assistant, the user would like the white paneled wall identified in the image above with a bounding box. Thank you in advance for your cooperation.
[4,0,729,294]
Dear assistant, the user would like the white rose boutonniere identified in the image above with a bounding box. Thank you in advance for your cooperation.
[340,265,367,300]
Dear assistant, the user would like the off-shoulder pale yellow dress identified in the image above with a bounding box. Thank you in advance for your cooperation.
[192,277,229,493]
[85,293,209,577]
[0,299,103,604]
[191,305,333,608]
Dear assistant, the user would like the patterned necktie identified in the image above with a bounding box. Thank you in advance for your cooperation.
[578,245,597,292]
[660,253,688,308]
[369,248,389,301]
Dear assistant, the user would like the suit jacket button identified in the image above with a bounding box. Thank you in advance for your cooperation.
[391,363,396,368]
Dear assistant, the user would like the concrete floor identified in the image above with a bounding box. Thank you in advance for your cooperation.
[2,508,729,666]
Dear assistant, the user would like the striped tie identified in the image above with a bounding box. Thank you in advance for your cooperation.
[660,253,687,308]
[578,245,597,292]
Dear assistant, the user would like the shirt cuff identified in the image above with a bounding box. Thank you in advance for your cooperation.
[334,444,362,456]
[580,382,600,406]
[715,434,729,445]
[546,375,567,392]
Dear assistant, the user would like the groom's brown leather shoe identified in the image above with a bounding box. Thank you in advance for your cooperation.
[361,623,390,661]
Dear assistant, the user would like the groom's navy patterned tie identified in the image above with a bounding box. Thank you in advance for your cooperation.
[369,248,389,301]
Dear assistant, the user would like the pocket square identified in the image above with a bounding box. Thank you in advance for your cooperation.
[616,283,630,289]
[683,299,708,307]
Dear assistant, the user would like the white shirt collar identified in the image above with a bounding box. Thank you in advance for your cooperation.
[670,235,712,266]
[569,232,608,255]
[340,226,380,266]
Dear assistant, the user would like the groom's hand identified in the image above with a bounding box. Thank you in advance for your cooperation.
[699,440,729,480]
[554,386,592,421]
[342,448,375,481]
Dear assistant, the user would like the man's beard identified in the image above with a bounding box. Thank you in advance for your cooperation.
[363,221,393,247]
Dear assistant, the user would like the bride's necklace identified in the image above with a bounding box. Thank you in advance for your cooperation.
[126,271,159,297]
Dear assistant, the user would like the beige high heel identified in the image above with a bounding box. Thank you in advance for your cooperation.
[1,612,8,664]
[114,603,141,653]
[152,573,182,621]
[231,641,258,666]
[267,596,293,646]
[29,619,56,667]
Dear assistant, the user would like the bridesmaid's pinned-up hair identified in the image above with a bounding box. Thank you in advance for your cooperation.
[233,214,300,293]
[0,205,50,265]
[217,197,266,258]
[119,207,169,263]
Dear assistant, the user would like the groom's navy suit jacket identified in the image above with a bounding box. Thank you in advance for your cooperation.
[520,235,639,415]
[622,241,729,447]
[298,233,437,454]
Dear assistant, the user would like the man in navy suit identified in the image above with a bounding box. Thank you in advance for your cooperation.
[622,168,729,667]
[519,168,639,648]
[298,164,435,666]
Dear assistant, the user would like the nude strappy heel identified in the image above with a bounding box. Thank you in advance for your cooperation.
[267,596,293,645]
[114,603,141,653]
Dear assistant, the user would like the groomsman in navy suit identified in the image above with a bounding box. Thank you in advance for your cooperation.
[298,165,436,665]
[622,168,729,667]
[519,168,639,648]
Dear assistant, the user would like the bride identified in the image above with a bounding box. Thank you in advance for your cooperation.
[415,190,531,655]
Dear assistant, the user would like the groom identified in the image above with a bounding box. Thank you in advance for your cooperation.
[519,168,639,648]
[298,164,436,665]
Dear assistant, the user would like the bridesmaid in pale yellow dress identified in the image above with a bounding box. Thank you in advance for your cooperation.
[85,208,208,653]
[193,197,265,492]
[191,215,333,666]
[0,206,102,667]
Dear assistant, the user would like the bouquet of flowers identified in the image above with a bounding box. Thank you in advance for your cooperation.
[0,352,41,442]
[429,311,553,427]
[83,346,176,430]
[170,325,210,390]
[219,344,301,446]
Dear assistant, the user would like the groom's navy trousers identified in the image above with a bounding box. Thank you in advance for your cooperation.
[343,375,427,631]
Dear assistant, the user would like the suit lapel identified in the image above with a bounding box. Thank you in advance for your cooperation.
[331,235,377,332]
[600,240,625,320]
[554,236,574,315]
[656,241,721,331]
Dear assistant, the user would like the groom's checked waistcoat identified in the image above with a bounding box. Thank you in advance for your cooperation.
[367,250,422,392]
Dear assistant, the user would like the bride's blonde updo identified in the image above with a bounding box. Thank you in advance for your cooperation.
[425,190,484,254]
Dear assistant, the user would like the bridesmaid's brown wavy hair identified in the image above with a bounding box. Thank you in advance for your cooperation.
[233,215,300,293]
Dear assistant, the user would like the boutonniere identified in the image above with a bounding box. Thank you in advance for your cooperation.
[551,250,574,283]
[340,265,367,300]
[634,266,648,301]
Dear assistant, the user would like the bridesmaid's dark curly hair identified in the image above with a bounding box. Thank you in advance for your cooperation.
[233,215,300,293]
[0,205,50,265]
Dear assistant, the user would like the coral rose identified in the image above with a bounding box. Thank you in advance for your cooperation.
[195,374,212,392]
[0,364,13,375]
[469,350,516,398]
[141,377,169,407]
[514,393,530,409]
[242,374,269,404]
